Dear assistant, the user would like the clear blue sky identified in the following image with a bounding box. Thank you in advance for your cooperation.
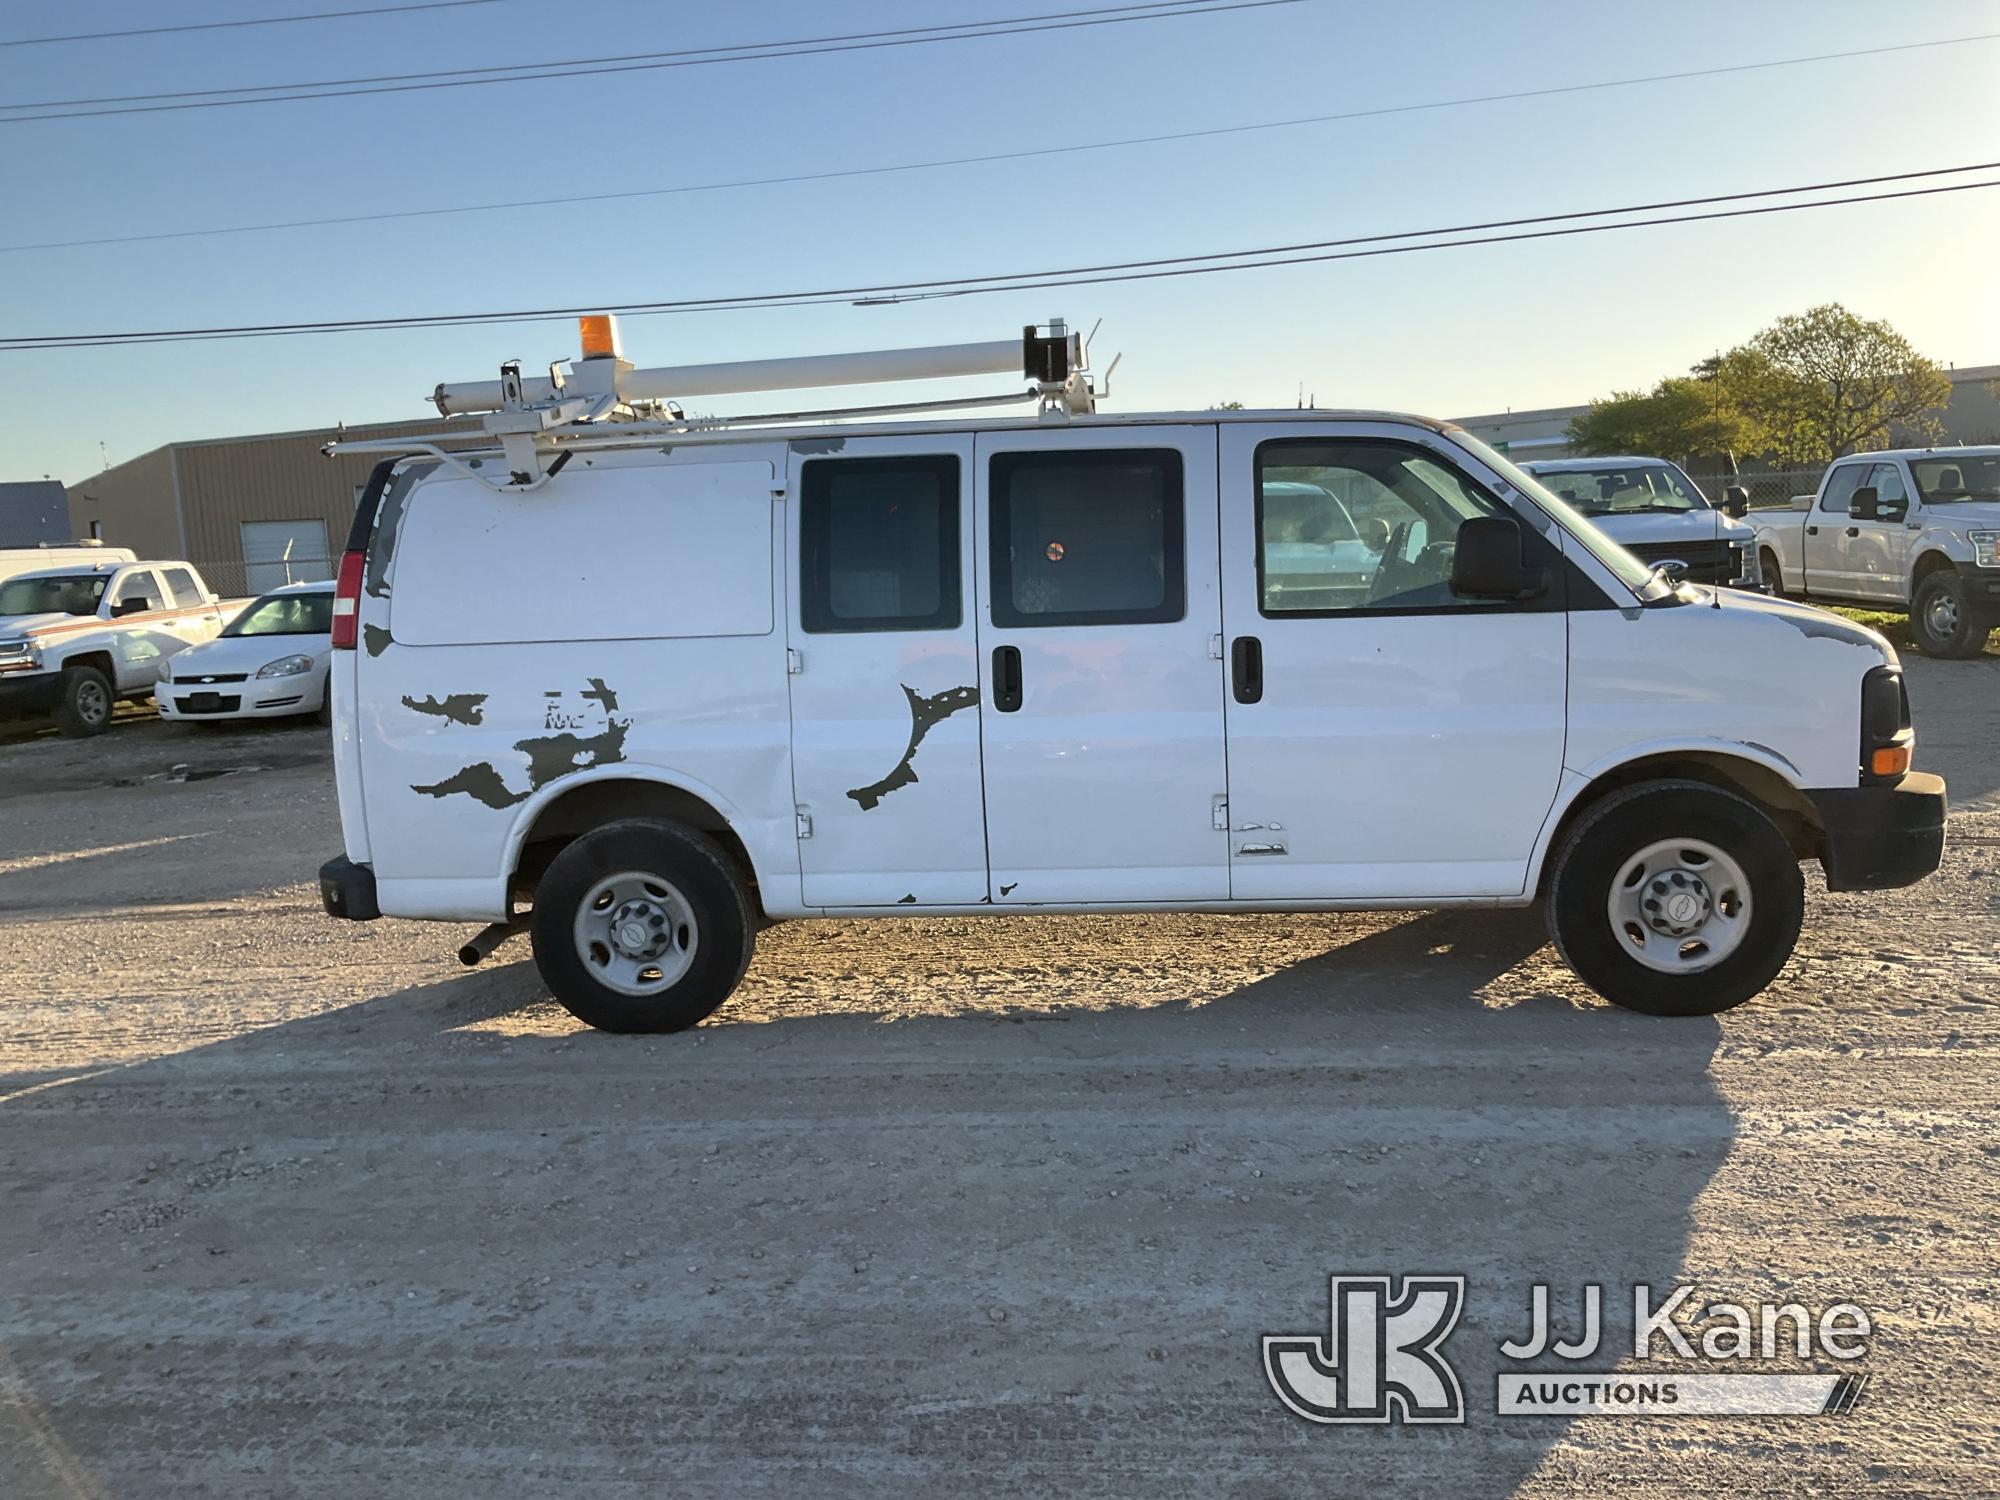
[4,0,1997,482]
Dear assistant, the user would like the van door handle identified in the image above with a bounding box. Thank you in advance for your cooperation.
[1231,635,1263,704]
[992,645,1022,713]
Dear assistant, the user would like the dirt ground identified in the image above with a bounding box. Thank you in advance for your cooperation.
[1,659,1995,1497]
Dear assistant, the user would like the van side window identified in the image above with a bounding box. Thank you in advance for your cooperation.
[1819,465,1866,514]
[162,567,204,608]
[989,450,1184,627]
[800,455,960,633]
[1255,439,1515,615]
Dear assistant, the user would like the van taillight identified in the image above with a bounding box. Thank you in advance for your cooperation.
[331,549,365,650]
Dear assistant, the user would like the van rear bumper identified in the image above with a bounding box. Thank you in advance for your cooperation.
[1809,773,1947,891]
[319,854,381,921]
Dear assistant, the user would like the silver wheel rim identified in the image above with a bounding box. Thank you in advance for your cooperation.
[75,678,109,725]
[1924,588,1959,639]
[1607,837,1752,975]
[573,870,699,997]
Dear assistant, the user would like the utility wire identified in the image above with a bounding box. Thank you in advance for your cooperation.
[3,30,1992,254]
[0,0,1302,122]
[0,0,504,48]
[6,165,1993,350]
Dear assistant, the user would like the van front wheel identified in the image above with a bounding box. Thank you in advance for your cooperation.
[530,818,755,1033]
[1547,781,1802,1016]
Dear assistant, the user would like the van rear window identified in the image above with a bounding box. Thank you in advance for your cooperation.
[800,455,960,633]
[387,460,775,646]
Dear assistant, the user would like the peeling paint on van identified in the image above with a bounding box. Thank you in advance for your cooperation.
[846,684,980,810]
[412,680,631,808]
[790,437,847,456]
[402,692,487,725]
[362,624,392,658]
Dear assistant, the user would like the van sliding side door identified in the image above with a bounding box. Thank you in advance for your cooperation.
[974,425,1229,904]
[784,435,990,907]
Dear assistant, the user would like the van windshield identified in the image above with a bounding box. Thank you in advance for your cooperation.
[1444,432,1668,601]
[0,573,107,618]
[1531,463,1710,515]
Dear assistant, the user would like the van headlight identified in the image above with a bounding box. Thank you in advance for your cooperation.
[256,654,314,678]
[1970,530,1999,568]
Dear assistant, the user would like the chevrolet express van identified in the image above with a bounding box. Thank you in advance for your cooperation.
[317,323,1946,1032]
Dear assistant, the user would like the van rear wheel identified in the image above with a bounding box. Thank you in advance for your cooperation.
[1547,781,1802,1016]
[530,818,755,1033]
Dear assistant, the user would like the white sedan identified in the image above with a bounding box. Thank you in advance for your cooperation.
[156,582,334,723]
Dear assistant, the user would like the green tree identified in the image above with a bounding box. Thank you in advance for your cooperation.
[1565,374,1755,464]
[1731,304,1949,463]
[1568,304,1951,468]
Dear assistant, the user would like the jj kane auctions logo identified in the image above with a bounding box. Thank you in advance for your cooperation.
[1264,1276,1872,1424]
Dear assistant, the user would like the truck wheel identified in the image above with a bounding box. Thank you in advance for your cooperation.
[1759,550,1782,595]
[1910,570,1993,658]
[530,818,755,1033]
[53,665,114,738]
[1547,781,1803,1017]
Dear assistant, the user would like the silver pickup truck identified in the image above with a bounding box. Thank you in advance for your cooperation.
[1752,447,2000,657]
[0,560,240,735]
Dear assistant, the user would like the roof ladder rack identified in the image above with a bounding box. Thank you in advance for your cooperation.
[326,316,1106,490]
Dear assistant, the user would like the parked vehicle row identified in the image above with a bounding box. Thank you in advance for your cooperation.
[1519,456,1762,589]
[313,319,1948,1035]
[0,557,333,735]
[1751,446,2000,657]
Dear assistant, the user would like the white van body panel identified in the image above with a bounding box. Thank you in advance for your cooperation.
[353,451,798,919]
[1563,587,1891,794]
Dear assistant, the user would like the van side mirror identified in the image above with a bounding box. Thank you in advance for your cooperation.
[1451,516,1550,601]
[1721,485,1750,519]
[1850,486,1880,521]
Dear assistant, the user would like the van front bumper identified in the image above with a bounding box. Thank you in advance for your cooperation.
[1809,773,1948,891]
[320,855,381,921]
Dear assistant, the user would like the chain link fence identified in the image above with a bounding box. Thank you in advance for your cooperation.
[186,555,335,601]
[1684,467,1827,512]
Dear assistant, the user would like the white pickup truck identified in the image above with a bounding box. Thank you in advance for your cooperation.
[0,560,238,735]
[1753,446,2000,657]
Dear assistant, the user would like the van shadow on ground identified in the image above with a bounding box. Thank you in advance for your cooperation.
[1,910,1732,1496]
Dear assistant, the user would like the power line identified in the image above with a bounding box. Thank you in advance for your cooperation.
[6,164,1992,350]
[0,1,504,48]
[3,30,1992,254]
[0,1,1303,122]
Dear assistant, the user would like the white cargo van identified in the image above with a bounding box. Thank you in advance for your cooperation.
[0,541,136,588]
[318,320,1946,1032]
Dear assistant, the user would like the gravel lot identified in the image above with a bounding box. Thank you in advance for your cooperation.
[2,658,1995,1497]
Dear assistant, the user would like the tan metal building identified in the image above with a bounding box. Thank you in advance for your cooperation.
[65,418,482,597]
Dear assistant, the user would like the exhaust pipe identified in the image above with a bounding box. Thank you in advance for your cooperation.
[458,917,528,967]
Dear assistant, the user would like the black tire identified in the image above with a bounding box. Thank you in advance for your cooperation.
[1910,570,1993,658]
[1547,780,1803,1017]
[52,665,114,738]
[529,818,755,1033]
[1759,550,1782,596]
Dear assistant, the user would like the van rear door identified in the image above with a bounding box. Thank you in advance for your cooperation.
[784,435,988,907]
[974,426,1229,903]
